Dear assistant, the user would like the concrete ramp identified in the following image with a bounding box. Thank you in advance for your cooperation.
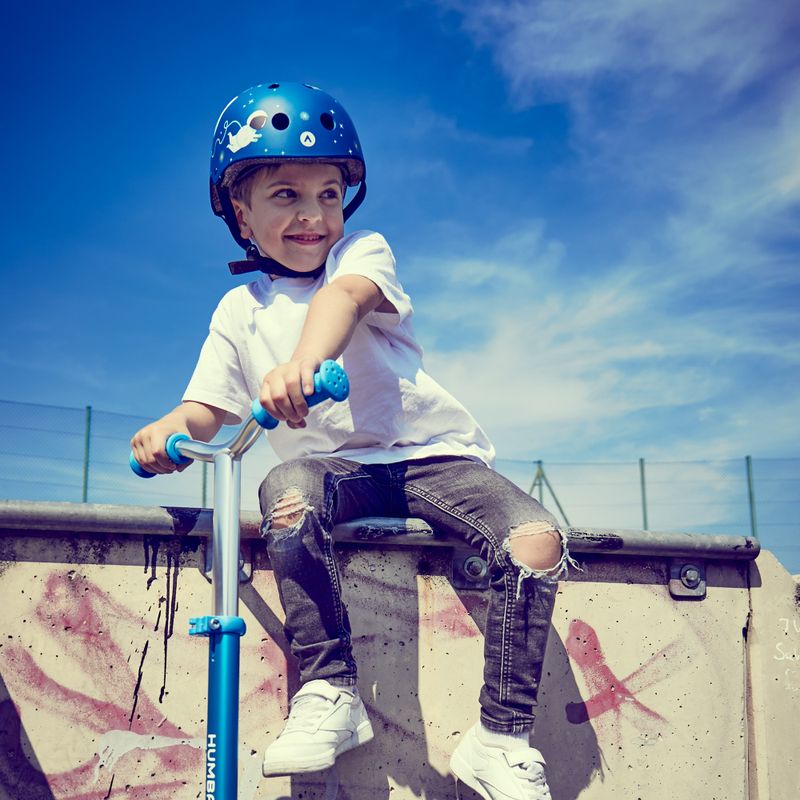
[0,500,796,800]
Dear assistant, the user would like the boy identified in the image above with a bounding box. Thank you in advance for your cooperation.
[131,82,576,800]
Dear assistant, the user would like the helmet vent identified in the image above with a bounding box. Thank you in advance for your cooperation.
[320,112,335,131]
[272,113,290,130]
[268,83,280,89]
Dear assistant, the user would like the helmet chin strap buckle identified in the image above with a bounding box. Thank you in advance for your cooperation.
[228,244,325,279]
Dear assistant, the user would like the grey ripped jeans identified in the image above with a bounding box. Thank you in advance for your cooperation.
[259,454,576,733]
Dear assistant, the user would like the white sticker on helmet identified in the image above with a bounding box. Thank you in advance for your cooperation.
[226,121,262,154]
[300,132,316,147]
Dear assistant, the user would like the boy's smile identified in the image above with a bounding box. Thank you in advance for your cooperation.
[232,162,345,272]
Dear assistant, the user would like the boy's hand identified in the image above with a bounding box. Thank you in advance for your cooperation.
[130,421,192,475]
[259,358,320,429]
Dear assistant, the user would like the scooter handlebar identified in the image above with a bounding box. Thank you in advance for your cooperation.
[129,432,192,479]
[130,360,349,478]
[250,359,350,428]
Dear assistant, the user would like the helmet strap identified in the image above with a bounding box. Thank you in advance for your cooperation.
[343,180,367,221]
[228,245,326,279]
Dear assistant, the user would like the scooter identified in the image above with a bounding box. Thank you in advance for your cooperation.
[130,360,350,800]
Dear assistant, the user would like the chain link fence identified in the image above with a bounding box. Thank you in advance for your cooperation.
[1,399,797,573]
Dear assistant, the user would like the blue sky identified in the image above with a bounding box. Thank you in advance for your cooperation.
[2,2,799,557]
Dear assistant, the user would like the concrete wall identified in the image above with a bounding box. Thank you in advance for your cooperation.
[0,501,796,800]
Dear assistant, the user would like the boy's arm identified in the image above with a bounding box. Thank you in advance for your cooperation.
[260,275,396,427]
[130,400,227,474]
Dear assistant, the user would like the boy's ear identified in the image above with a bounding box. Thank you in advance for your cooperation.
[231,198,253,239]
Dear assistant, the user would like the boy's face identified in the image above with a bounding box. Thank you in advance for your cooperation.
[231,162,345,271]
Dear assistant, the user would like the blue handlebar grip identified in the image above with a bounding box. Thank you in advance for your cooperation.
[252,360,349,428]
[310,359,350,405]
[165,433,192,465]
[251,399,280,429]
[129,451,156,478]
[129,432,192,478]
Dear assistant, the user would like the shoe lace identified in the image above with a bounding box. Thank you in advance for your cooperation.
[508,751,552,800]
[283,693,331,733]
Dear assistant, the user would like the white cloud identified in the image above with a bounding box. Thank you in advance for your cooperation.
[445,0,790,103]
[420,0,799,466]
[443,0,800,271]
[411,216,799,461]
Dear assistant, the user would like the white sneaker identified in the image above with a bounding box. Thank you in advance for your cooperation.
[262,679,374,776]
[450,723,552,800]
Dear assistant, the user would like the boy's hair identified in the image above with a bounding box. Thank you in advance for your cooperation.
[228,164,279,207]
[228,162,348,208]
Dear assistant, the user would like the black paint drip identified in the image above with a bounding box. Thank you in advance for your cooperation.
[159,549,180,703]
[144,539,160,590]
[141,536,182,706]
[128,640,149,729]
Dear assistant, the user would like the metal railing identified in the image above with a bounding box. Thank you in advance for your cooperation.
[0,398,797,573]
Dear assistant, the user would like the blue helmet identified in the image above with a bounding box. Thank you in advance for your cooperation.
[210,82,367,250]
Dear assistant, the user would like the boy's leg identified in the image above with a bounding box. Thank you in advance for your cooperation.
[395,456,573,799]
[258,456,390,775]
[259,456,390,685]
[395,456,574,730]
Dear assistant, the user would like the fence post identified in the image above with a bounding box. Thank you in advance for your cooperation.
[639,457,648,530]
[528,460,545,504]
[528,461,571,526]
[82,405,92,503]
[537,460,544,504]
[745,455,758,538]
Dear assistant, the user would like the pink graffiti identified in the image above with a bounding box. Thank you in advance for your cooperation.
[0,572,202,798]
[564,619,685,734]
[0,559,492,797]
[19,573,191,737]
[420,593,483,639]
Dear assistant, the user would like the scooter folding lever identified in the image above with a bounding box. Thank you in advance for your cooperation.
[201,541,253,584]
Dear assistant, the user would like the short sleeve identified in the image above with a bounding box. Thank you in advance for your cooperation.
[183,300,251,425]
[326,231,412,329]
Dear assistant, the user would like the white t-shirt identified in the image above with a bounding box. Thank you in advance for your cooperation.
[183,230,495,466]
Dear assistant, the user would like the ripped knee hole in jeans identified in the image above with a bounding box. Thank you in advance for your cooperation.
[265,487,315,536]
[502,520,582,597]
